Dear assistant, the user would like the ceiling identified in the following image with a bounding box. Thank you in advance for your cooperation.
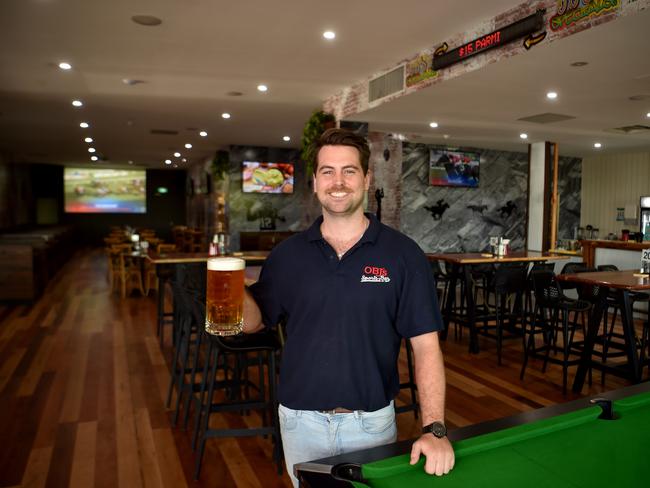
[0,0,648,169]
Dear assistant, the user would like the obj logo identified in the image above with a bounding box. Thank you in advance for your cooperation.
[361,265,391,283]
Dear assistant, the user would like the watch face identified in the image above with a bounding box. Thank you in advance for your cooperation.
[425,422,447,438]
[432,423,446,437]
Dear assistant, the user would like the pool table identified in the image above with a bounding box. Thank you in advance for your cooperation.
[295,382,650,487]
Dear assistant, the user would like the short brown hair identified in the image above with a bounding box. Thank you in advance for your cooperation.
[311,128,370,175]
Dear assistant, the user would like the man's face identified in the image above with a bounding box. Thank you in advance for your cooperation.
[313,145,369,218]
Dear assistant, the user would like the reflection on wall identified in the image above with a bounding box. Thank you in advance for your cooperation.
[399,143,581,253]
[228,145,316,250]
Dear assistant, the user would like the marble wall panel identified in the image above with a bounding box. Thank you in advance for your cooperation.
[398,142,581,252]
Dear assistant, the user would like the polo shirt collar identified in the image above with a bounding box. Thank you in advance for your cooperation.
[306,212,381,244]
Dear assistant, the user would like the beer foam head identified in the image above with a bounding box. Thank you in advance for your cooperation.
[207,257,245,271]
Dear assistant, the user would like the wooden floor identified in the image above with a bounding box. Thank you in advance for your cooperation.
[0,248,637,487]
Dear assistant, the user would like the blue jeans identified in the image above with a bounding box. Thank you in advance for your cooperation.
[278,401,397,487]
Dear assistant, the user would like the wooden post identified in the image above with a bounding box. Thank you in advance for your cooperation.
[549,143,559,251]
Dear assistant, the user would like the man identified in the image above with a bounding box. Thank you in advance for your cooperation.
[243,128,454,486]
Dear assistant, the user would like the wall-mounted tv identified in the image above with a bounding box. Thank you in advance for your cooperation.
[242,162,294,194]
[429,149,480,188]
[64,167,146,213]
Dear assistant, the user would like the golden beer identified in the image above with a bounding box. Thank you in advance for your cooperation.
[205,257,245,336]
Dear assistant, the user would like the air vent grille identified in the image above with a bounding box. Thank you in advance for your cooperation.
[517,113,576,124]
[150,129,179,135]
[369,66,405,102]
[608,124,650,134]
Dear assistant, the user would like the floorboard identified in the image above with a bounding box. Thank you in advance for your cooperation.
[0,248,641,487]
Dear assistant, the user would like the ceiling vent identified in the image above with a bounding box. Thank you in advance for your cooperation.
[606,124,650,134]
[369,66,405,103]
[150,129,179,135]
[518,113,576,124]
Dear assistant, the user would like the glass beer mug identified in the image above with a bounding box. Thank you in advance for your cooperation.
[205,257,245,336]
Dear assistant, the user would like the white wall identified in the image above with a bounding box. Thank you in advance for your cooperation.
[581,152,650,237]
[527,142,546,251]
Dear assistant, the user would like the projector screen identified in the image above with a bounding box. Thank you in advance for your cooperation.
[64,168,146,213]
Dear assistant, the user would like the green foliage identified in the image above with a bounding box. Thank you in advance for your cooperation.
[301,110,336,175]
[211,150,230,181]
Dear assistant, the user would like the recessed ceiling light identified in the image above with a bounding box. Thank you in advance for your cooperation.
[84,137,93,143]
[221,112,231,119]
[173,152,181,157]
[570,61,588,67]
[58,62,72,70]
[164,159,172,165]
[594,142,602,148]
[429,122,439,128]
[131,15,162,26]
[79,122,89,128]
[520,133,528,139]
[323,31,336,40]
[72,100,83,107]
[181,158,187,163]
[443,134,450,139]
[184,143,192,149]
[546,91,558,100]
[257,84,268,92]
[646,112,650,118]
[122,78,146,86]
[283,136,291,142]
[128,160,133,165]
[88,147,96,153]
[173,164,178,168]
[91,156,98,161]
[199,131,208,137]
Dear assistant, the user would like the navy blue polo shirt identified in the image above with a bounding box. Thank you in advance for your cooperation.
[249,213,443,412]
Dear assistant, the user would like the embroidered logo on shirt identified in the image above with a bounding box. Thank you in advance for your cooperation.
[360,265,391,283]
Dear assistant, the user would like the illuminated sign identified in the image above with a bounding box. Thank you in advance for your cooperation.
[433,10,545,71]
[406,53,437,88]
[550,0,619,32]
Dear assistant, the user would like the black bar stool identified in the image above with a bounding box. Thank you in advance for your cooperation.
[179,277,283,480]
[521,269,591,394]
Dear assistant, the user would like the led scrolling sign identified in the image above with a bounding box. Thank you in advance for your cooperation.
[433,10,545,71]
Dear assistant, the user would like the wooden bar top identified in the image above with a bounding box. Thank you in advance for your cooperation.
[557,270,650,291]
[580,239,650,268]
[427,251,569,265]
[146,250,269,265]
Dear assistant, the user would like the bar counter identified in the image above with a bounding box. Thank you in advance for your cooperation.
[580,239,650,268]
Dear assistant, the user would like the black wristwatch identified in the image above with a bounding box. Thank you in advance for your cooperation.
[422,421,447,438]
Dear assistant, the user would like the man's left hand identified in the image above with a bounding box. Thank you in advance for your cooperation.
[409,433,455,476]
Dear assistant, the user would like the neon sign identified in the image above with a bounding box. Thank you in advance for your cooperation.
[433,10,545,71]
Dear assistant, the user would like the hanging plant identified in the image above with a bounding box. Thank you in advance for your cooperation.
[211,150,230,181]
[301,110,336,175]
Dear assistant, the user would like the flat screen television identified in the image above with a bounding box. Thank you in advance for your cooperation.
[429,149,480,188]
[242,162,294,194]
[64,167,147,213]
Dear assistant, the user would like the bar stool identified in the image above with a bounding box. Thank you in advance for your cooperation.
[477,262,528,365]
[397,338,418,418]
[597,264,650,384]
[521,269,591,394]
[164,263,206,427]
[175,266,283,480]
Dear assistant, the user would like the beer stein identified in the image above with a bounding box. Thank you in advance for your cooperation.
[205,257,245,336]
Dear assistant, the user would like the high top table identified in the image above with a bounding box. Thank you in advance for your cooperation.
[556,269,650,393]
[146,250,269,344]
[427,252,568,353]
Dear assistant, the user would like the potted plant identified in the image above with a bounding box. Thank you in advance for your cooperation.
[301,110,336,175]
[211,150,230,181]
